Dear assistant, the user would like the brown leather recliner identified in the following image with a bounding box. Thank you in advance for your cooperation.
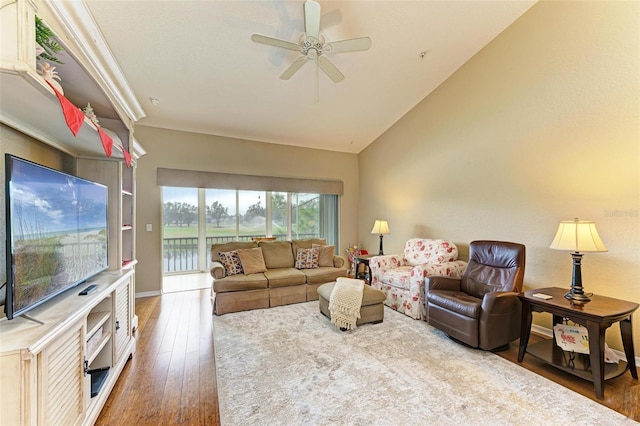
[425,240,526,351]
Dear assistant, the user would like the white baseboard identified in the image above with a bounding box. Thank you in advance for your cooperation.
[531,323,554,338]
[530,324,640,365]
[135,290,162,298]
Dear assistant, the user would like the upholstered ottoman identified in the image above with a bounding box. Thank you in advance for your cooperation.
[317,282,386,326]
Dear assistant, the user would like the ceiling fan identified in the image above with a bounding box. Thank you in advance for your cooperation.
[251,0,371,83]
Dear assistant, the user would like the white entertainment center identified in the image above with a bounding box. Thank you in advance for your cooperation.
[0,270,135,425]
[0,0,145,424]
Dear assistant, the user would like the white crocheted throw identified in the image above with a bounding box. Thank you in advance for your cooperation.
[329,277,364,330]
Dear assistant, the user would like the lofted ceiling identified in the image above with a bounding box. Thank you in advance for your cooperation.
[84,0,536,154]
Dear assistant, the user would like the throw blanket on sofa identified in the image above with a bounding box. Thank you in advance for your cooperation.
[329,277,364,330]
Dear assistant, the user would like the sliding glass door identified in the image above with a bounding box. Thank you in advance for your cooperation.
[163,188,339,274]
[162,187,199,273]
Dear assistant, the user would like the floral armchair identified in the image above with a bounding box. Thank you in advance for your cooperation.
[369,238,467,320]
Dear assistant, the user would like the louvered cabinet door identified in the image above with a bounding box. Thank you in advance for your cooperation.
[114,279,132,362]
[38,320,85,426]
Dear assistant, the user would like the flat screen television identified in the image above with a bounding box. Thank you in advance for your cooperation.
[4,154,108,320]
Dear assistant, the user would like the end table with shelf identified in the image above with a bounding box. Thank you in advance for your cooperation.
[354,254,375,285]
[517,287,638,399]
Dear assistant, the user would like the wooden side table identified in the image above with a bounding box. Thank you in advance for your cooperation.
[354,255,375,285]
[518,287,638,399]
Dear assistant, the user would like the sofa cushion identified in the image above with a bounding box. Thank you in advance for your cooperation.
[211,241,258,263]
[237,248,267,275]
[427,290,482,319]
[303,266,348,284]
[259,241,295,269]
[213,273,268,293]
[295,247,319,269]
[264,268,307,288]
[313,244,335,267]
[374,266,413,290]
[292,238,327,257]
[218,250,243,276]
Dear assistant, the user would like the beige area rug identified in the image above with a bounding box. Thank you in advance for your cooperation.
[213,302,635,425]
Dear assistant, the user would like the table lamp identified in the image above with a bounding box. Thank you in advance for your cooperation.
[371,220,390,255]
[549,218,607,303]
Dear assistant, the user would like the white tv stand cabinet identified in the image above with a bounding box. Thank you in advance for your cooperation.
[0,269,136,425]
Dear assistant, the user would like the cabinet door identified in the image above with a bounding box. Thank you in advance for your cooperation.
[114,279,132,362]
[38,320,85,425]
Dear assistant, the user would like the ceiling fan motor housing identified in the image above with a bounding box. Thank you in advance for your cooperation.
[302,36,324,57]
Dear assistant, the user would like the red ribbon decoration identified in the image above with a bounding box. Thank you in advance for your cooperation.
[120,144,132,168]
[46,81,84,136]
[97,127,113,157]
[46,81,131,165]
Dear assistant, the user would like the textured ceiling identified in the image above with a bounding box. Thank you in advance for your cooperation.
[85,0,536,154]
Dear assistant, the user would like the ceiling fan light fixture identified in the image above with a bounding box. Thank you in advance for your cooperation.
[251,0,371,83]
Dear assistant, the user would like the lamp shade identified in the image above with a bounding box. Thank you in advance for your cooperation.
[371,220,390,235]
[549,219,607,252]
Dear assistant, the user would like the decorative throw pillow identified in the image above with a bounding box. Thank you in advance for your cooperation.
[237,248,267,275]
[219,250,243,276]
[313,243,335,267]
[295,247,319,269]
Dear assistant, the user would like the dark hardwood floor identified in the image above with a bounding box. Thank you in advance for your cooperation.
[96,289,638,424]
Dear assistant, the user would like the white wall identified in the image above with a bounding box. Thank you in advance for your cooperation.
[358,1,639,350]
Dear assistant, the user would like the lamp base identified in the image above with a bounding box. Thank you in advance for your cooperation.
[564,251,591,304]
[564,290,591,304]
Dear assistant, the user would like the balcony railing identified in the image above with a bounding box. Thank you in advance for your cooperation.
[163,233,319,273]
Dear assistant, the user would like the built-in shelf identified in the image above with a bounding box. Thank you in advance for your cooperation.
[87,311,111,338]
[86,331,111,365]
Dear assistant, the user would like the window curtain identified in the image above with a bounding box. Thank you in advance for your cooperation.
[157,168,343,195]
[319,194,339,250]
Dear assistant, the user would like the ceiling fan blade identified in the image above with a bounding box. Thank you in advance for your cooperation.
[316,56,344,83]
[280,56,309,80]
[327,37,372,54]
[251,34,301,51]
[304,0,321,39]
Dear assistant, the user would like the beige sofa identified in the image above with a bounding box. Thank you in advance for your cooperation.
[210,238,347,315]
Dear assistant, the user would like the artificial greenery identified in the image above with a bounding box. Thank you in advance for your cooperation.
[35,16,64,64]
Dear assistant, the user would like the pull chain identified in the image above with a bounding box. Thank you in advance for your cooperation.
[315,61,320,103]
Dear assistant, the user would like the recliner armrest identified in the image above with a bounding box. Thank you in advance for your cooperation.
[479,291,523,350]
[332,255,345,268]
[210,261,225,279]
[481,291,520,314]
[425,276,461,292]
